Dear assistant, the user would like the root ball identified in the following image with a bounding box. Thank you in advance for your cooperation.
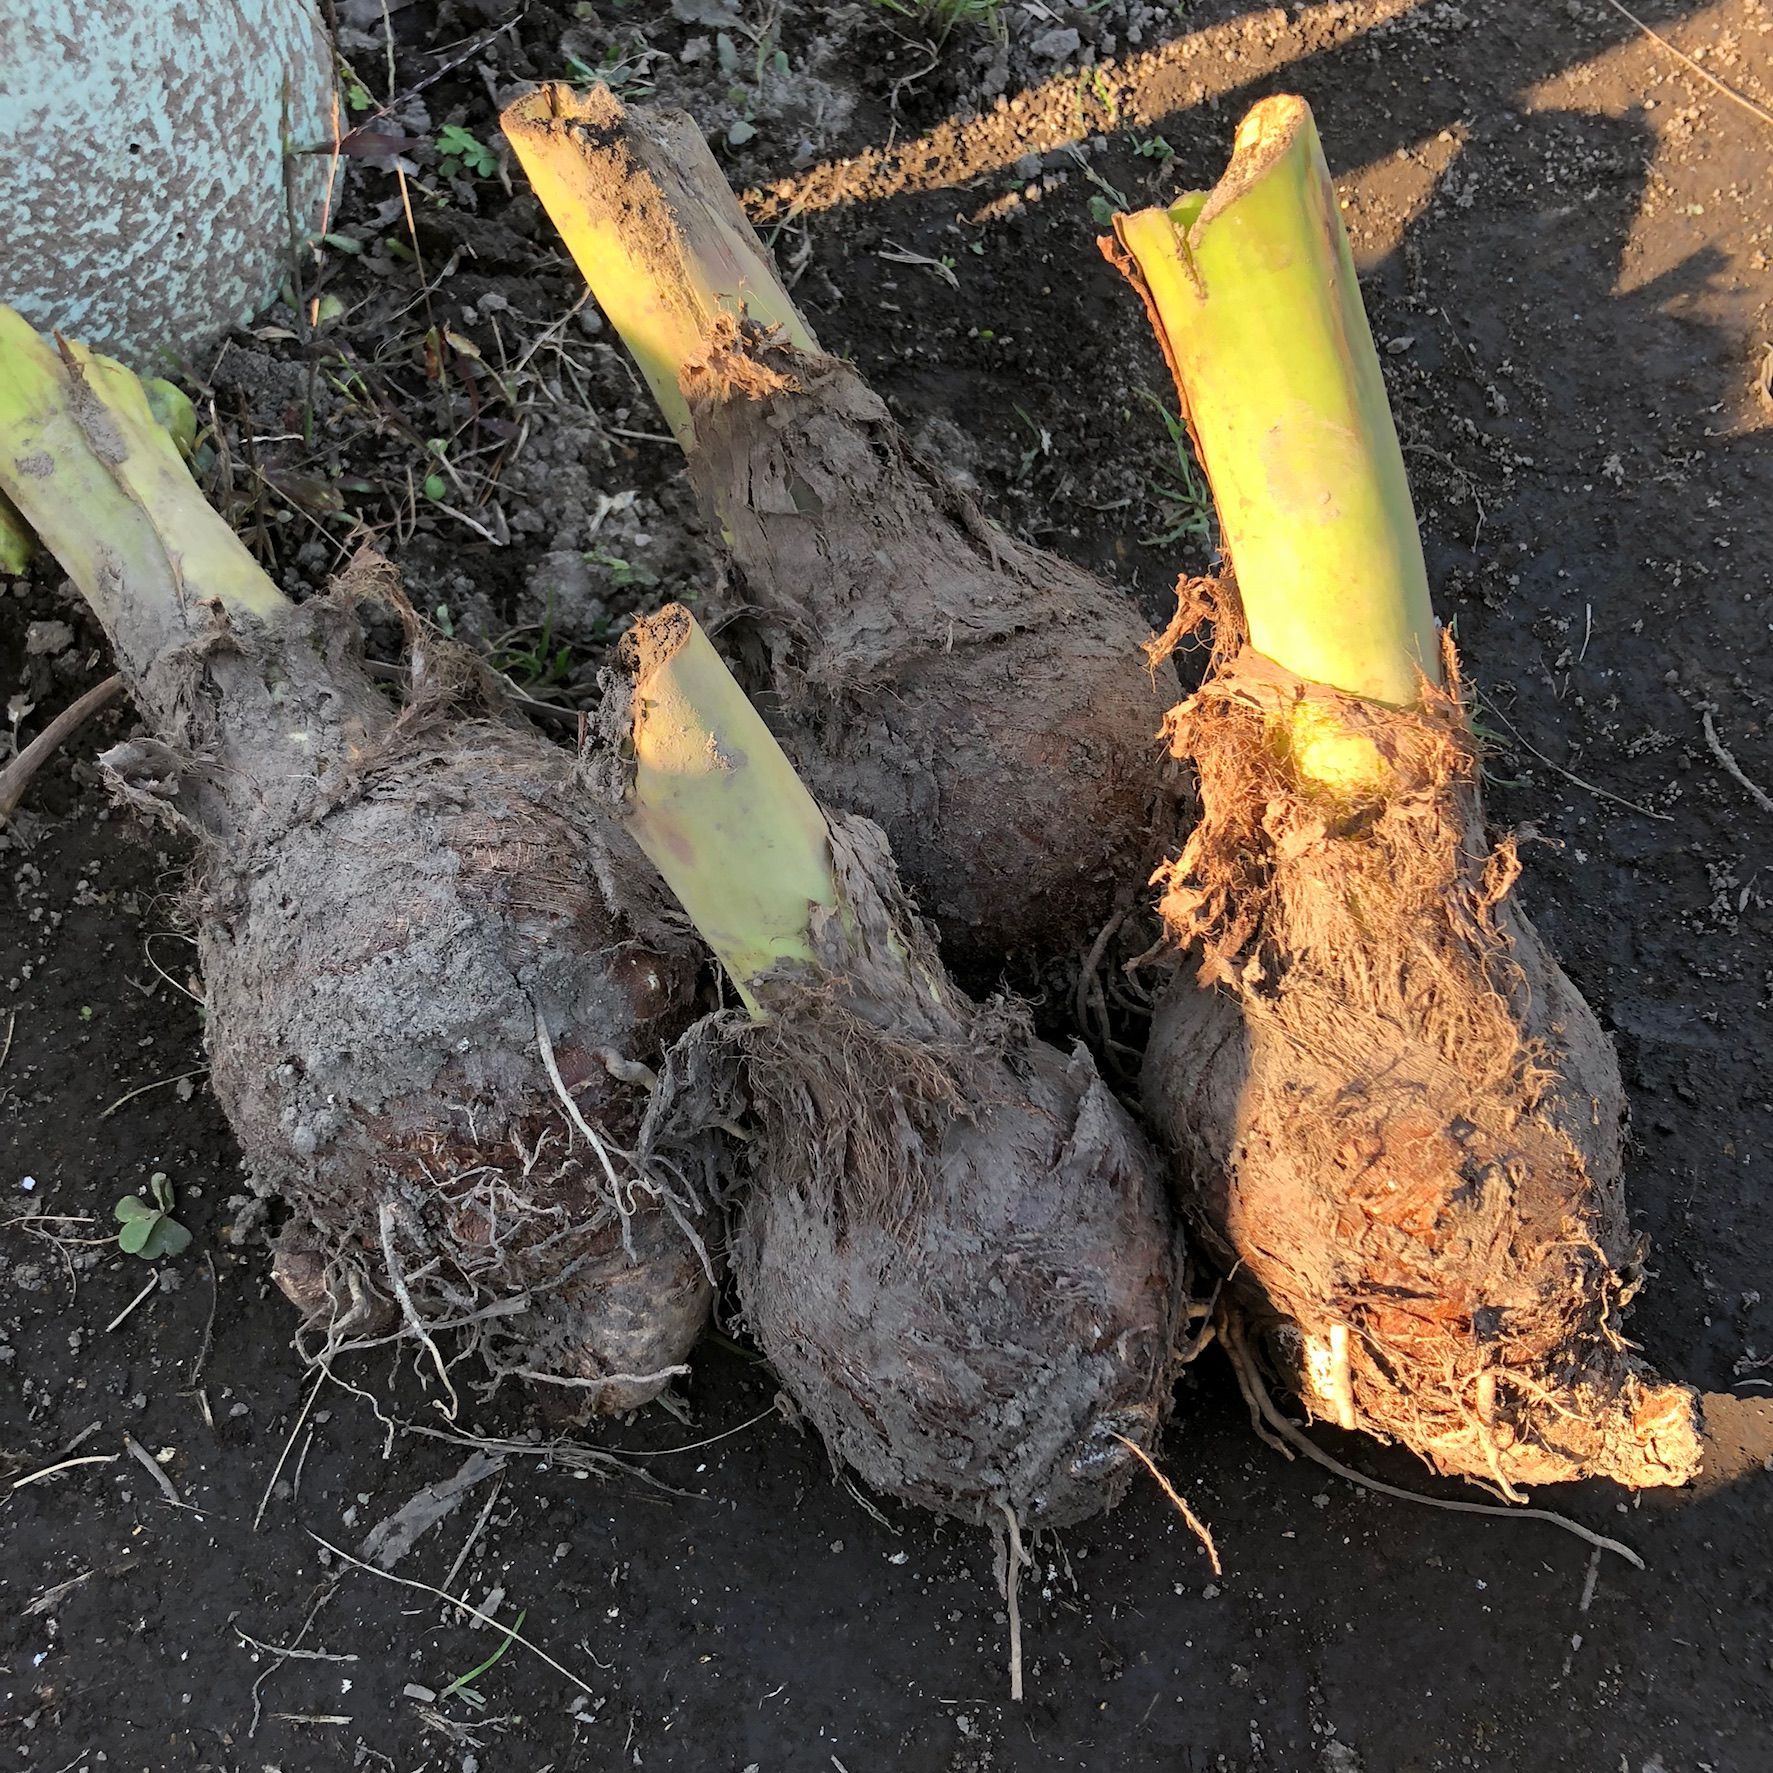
[1143,646,1701,1490]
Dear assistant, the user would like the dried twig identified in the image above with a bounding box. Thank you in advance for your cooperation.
[11,1453,119,1490]
[313,1533,598,1699]
[439,1475,504,1610]
[1598,0,1773,131]
[98,1067,210,1120]
[255,1371,324,1531]
[24,1569,93,1617]
[122,1434,187,1508]
[236,1629,358,1665]
[0,675,125,822]
[245,1583,340,1738]
[359,1450,504,1572]
[105,1274,160,1335]
[1701,708,1773,814]
[187,1251,220,1387]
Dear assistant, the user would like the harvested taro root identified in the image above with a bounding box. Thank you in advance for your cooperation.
[590,605,1186,1538]
[1105,97,1700,1490]
[503,83,1177,988]
[0,307,715,1415]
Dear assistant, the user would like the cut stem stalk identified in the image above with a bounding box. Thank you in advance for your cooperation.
[0,491,32,574]
[1110,95,1440,713]
[616,606,838,1019]
[500,84,816,454]
[0,306,286,679]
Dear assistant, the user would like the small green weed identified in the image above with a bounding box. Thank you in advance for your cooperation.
[436,125,497,180]
[871,0,1006,41]
[439,1610,525,1710]
[588,548,660,592]
[1011,403,1053,481]
[1138,389,1216,549]
[338,59,374,114]
[1085,66,1120,127]
[565,45,659,99]
[422,436,451,503]
[496,596,576,696]
[1070,148,1131,229]
[114,1172,192,1261]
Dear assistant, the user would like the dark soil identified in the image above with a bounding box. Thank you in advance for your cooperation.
[4,2,1771,1768]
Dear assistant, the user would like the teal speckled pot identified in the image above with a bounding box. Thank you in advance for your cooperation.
[0,0,336,367]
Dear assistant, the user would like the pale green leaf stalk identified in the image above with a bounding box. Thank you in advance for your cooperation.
[0,491,31,574]
[0,303,286,679]
[0,369,200,575]
[1110,95,1442,790]
[616,606,837,1020]
[501,83,817,455]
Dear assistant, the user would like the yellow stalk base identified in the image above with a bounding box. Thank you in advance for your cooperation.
[501,83,817,455]
[0,492,31,574]
[0,373,199,576]
[0,305,285,662]
[1111,96,1440,732]
[618,606,838,1020]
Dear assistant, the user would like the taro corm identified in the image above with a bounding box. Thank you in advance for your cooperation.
[503,83,1177,988]
[1104,97,1700,1491]
[0,308,715,1416]
[590,604,1184,1580]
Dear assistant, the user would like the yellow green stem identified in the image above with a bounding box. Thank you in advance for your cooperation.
[1111,95,1440,715]
[0,491,31,575]
[0,373,198,576]
[500,83,817,455]
[0,305,286,678]
[617,605,839,1020]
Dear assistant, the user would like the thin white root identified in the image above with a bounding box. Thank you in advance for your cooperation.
[530,996,633,1203]
[597,1046,659,1090]
[997,1501,1030,1703]
[1110,1433,1222,1577]
[505,1363,689,1392]
[1328,1323,1356,1432]
[378,1202,461,1421]
[1219,1311,1645,1569]
[1226,1327,1293,1461]
[1474,1370,1529,1505]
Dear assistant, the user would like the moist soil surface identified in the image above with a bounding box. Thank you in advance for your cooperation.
[4,2,1771,1768]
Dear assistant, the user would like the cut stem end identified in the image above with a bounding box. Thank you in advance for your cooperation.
[1109,94,1441,718]
[501,83,817,454]
[0,305,287,678]
[614,606,838,1017]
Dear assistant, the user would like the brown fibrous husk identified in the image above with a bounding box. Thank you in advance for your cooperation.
[521,86,1178,985]
[1142,601,1701,1491]
[709,817,1186,1528]
[681,321,1177,987]
[106,558,717,1416]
